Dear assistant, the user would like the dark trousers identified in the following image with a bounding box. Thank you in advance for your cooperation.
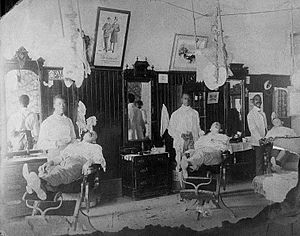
[253,145,264,176]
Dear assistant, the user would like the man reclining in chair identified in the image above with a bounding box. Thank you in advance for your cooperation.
[181,122,231,178]
[265,112,298,172]
[22,130,106,200]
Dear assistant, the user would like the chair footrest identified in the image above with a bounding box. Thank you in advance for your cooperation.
[24,191,61,202]
[36,200,77,216]
[180,191,214,200]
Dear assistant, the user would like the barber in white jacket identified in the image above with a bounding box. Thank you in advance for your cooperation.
[168,92,204,171]
[247,94,268,175]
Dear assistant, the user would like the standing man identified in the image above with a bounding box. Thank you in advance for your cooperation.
[127,93,145,140]
[102,17,112,53]
[7,94,40,151]
[37,95,76,161]
[247,94,268,175]
[109,17,120,53]
[168,92,204,171]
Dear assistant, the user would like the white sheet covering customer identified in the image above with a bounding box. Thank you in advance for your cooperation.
[265,112,297,171]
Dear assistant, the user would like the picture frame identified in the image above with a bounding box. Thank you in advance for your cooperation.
[248,92,264,112]
[169,33,208,71]
[92,7,131,68]
[273,87,288,118]
[207,92,219,104]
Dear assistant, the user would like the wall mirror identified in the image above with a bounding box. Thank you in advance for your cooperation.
[226,79,246,137]
[122,59,156,146]
[127,81,151,141]
[3,47,44,156]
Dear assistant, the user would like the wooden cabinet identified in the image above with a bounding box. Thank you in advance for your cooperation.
[121,152,171,199]
[0,156,47,219]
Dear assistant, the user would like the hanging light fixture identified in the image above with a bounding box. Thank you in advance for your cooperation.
[194,0,231,90]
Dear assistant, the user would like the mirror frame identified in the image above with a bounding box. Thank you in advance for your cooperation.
[1,47,44,157]
[122,66,156,147]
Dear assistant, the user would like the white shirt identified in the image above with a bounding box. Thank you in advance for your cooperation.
[247,106,268,146]
[128,103,145,140]
[37,113,76,150]
[168,105,204,143]
[7,107,40,139]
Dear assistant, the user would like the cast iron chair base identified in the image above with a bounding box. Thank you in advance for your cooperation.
[180,153,236,220]
[22,164,103,234]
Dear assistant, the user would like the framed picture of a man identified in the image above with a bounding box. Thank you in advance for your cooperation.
[92,7,130,68]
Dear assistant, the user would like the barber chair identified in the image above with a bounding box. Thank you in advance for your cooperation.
[179,151,236,220]
[22,164,104,235]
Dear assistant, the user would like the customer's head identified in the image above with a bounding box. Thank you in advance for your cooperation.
[128,93,135,103]
[181,92,191,106]
[272,118,283,127]
[19,94,30,108]
[82,130,98,143]
[53,95,66,115]
[252,94,262,108]
[210,122,221,134]
[135,100,143,109]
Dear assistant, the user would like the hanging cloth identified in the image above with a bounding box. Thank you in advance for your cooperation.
[160,104,170,137]
[196,1,232,90]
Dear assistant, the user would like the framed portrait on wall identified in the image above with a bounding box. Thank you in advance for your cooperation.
[248,92,264,112]
[207,92,219,104]
[169,33,208,71]
[92,7,131,68]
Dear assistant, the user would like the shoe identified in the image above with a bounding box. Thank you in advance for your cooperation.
[23,164,47,200]
[23,164,33,194]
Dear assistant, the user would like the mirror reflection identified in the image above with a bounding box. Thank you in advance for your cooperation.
[127,81,151,141]
[5,69,41,151]
[227,80,243,138]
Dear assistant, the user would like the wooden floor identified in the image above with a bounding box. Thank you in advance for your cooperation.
[0,181,274,235]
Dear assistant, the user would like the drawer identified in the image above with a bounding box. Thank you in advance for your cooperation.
[135,166,150,177]
[136,177,152,190]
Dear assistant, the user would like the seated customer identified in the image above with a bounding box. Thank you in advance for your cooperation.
[181,122,230,177]
[265,112,297,172]
[23,131,106,200]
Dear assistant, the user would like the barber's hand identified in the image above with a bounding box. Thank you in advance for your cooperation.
[39,161,54,173]
[82,161,93,175]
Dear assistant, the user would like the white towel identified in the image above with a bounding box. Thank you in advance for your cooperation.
[160,104,170,137]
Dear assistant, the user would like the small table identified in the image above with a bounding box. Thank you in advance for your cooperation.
[225,142,255,181]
